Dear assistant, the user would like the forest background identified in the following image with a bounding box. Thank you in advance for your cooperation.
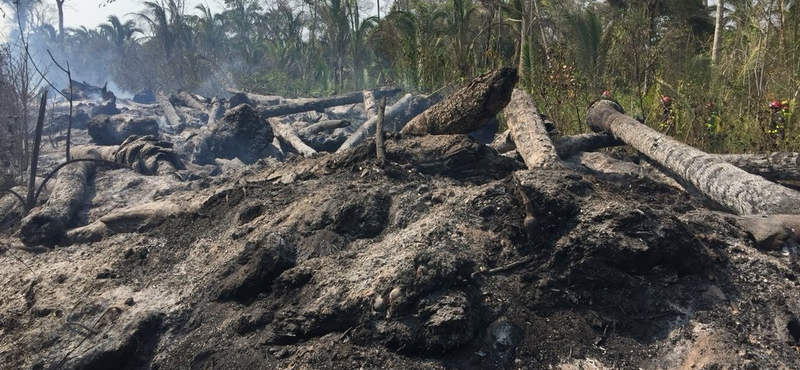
[0,0,797,187]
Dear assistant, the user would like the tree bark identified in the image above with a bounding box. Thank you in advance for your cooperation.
[552,132,624,159]
[336,94,430,153]
[715,152,800,181]
[375,97,387,163]
[260,87,401,119]
[208,97,225,126]
[269,118,317,157]
[297,119,350,137]
[19,147,101,247]
[490,130,516,153]
[363,89,378,119]
[175,90,207,111]
[711,0,724,65]
[401,68,518,135]
[86,114,160,145]
[586,99,800,215]
[157,91,184,128]
[226,88,283,106]
[503,89,560,168]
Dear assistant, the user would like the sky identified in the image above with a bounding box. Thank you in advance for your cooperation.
[60,0,226,29]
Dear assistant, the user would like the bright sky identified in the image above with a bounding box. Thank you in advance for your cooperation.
[61,0,226,29]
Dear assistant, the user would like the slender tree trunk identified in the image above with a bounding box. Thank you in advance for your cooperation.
[711,0,724,65]
[56,0,66,43]
[586,99,800,215]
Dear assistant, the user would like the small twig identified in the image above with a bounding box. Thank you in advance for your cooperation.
[471,257,534,278]
[4,245,36,276]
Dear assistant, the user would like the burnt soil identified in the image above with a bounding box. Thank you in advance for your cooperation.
[2,133,800,370]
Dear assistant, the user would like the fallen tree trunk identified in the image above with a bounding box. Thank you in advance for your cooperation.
[400,68,517,135]
[86,114,160,145]
[19,147,102,247]
[174,90,208,111]
[157,91,184,128]
[226,88,282,106]
[716,152,800,181]
[336,94,431,153]
[552,132,623,159]
[269,118,317,157]
[64,201,183,245]
[503,89,560,168]
[113,135,186,177]
[260,87,401,119]
[586,99,800,215]
[199,104,275,164]
[297,119,350,137]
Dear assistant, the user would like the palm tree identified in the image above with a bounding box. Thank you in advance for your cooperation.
[99,15,141,51]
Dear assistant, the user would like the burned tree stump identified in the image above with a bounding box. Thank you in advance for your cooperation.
[586,99,800,215]
[201,104,275,164]
[400,68,518,136]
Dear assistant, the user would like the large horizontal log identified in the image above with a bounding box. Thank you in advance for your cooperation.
[503,89,560,169]
[259,87,401,119]
[19,147,101,247]
[86,114,160,145]
[226,88,283,106]
[552,132,623,159]
[586,99,800,215]
[297,119,350,137]
[401,68,518,135]
[174,90,208,111]
[716,152,800,181]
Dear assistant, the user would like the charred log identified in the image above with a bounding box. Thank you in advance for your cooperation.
[400,68,517,136]
[269,118,317,157]
[208,97,225,126]
[503,89,560,168]
[19,147,101,247]
[114,135,186,177]
[199,104,275,164]
[716,152,800,181]
[86,114,160,145]
[173,90,208,111]
[226,88,282,107]
[259,87,401,119]
[297,120,350,137]
[65,80,115,101]
[586,99,800,215]
[157,91,184,129]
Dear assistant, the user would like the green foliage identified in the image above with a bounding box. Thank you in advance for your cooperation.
[1,0,797,154]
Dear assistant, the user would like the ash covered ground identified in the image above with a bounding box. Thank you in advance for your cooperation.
[1,98,800,370]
